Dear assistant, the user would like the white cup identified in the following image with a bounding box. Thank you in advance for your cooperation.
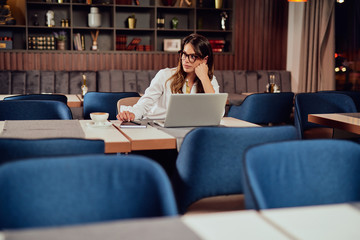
[90,112,109,126]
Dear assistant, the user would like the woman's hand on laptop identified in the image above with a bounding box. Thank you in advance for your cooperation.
[117,111,135,122]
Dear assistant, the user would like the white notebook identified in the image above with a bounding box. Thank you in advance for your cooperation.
[154,93,228,128]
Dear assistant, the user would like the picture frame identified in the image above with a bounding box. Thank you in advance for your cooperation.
[163,39,181,52]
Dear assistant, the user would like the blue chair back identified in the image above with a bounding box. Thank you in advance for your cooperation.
[0,138,104,164]
[243,139,360,210]
[228,92,294,125]
[0,154,178,229]
[4,94,68,105]
[319,91,360,111]
[0,100,72,120]
[294,93,356,138]
[173,126,298,213]
[83,92,140,120]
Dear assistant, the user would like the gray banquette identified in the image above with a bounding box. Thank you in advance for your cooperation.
[0,70,291,106]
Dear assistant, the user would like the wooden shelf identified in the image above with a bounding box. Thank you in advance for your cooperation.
[0,0,234,52]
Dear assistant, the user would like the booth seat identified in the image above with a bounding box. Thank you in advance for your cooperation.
[0,70,291,105]
[214,70,291,105]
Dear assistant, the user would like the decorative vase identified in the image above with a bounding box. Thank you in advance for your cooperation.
[215,0,223,9]
[127,17,136,29]
[88,7,101,28]
[57,40,65,50]
[171,17,178,29]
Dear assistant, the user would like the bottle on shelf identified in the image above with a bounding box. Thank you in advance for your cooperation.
[157,16,165,29]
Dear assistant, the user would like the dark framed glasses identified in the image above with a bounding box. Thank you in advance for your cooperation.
[178,50,200,63]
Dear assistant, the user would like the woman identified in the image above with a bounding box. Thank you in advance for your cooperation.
[117,33,220,121]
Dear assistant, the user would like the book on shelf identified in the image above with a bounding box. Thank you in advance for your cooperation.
[209,39,226,52]
[81,35,85,50]
[137,45,151,51]
[73,33,83,51]
[212,48,224,52]
[116,35,127,50]
[115,0,132,5]
[126,38,141,51]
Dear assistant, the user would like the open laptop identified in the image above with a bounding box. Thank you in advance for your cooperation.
[154,93,228,128]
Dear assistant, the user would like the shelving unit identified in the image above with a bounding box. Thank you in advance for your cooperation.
[0,0,234,53]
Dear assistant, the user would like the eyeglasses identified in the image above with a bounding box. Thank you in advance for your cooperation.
[178,50,200,63]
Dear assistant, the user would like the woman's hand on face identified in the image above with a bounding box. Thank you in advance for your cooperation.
[116,111,135,122]
[195,59,215,93]
[195,62,209,82]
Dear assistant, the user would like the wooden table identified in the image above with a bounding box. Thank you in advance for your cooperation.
[3,202,358,240]
[261,203,360,240]
[0,210,289,240]
[112,117,260,152]
[0,117,259,154]
[182,210,289,240]
[65,94,83,108]
[308,113,360,135]
[118,124,177,151]
[0,94,83,108]
[79,120,130,153]
[220,116,259,127]
[0,120,131,154]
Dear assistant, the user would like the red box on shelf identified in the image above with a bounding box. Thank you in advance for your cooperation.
[0,31,13,49]
[0,40,13,49]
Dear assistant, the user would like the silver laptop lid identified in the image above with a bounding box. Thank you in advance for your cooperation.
[160,93,228,128]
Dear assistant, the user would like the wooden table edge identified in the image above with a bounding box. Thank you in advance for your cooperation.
[308,114,360,135]
[114,125,177,151]
[105,141,131,153]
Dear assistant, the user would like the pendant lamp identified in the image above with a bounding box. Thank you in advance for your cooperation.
[288,0,307,2]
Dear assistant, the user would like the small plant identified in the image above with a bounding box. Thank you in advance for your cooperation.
[53,31,66,41]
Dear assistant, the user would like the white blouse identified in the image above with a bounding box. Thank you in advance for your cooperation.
[120,67,220,119]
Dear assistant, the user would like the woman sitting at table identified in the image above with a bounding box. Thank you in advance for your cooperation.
[117,33,220,121]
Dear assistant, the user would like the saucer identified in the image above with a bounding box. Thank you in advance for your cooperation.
[86,122,113,128]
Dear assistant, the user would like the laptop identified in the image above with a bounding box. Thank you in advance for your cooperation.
[154,93,228,128]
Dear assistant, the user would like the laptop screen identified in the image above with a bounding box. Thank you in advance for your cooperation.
[155,93,228,128]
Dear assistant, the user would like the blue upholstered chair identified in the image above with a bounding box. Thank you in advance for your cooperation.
[0,100,73,120]
[0,138,104,164]
[83,92,140,120]
[227,92,294,125]
[294,93,357,139]
[243,139,360,210]
[0,154,178,229]
[319,91,360,111]
[4,94,68,105]
[173,126,298,214]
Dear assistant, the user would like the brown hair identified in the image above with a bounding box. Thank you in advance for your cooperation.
[167,34,214,93]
